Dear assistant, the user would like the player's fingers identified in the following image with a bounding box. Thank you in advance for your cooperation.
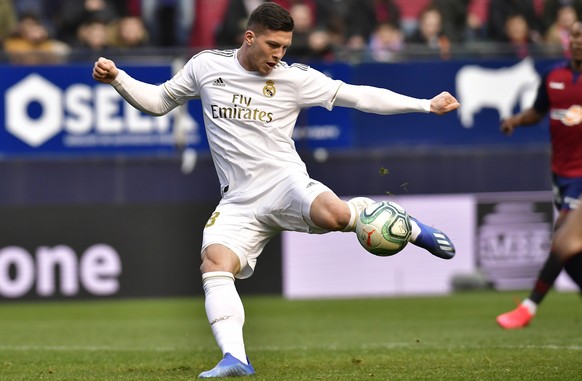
[92,68,108,80]
[433,93,459,113]
[96,63,110,74]
[438,100,459,114]
[96,57,114,72]
[446,100,460,111]
[500,124,513,136]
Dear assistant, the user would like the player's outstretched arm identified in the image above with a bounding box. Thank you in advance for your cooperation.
[429,91,460,115]
[91,57,178,116]
[334,84,459,116]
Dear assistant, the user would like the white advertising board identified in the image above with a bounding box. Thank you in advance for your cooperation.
[282,194,476,299]
[282,192,578,299]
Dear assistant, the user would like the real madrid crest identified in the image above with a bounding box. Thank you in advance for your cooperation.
[263,80,276,98]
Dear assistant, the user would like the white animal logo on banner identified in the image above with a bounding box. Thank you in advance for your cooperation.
[455,58,540,128]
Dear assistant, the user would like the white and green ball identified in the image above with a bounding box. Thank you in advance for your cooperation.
[356,201,412,256]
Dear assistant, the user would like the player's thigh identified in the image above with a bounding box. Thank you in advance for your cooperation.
[553,198,582,260]
[256,175,334,233]
[202,202,276,279]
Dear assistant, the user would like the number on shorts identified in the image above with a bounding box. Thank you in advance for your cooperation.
[205,211,220,227]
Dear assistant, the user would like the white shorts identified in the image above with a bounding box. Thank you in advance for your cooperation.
[201,172,333,279]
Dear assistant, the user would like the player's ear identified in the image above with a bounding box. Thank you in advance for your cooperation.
[244,30,254,47]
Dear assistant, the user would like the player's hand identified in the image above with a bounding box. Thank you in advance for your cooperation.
[429,91,460,115]
[92,57,119,84]
[500,117,518,136]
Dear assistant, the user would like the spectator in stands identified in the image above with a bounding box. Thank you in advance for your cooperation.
[544,4,578,55]
[542,0,582,34]
[74,14,110,53]
[140,0,194,46]
[3,12,70,64]
[344,0,402,51]
[215,0,267,48]
[368,21,405,62]
[54,0,119,45]
[275,0,343,32]
[215,0,338,49]
[487,0,542,43]
[406,5,451,59]
[0,0,17,43]
[285,1,334,60]
[503,13,539,58]
[432,0,485,43]
[109,15,150,49]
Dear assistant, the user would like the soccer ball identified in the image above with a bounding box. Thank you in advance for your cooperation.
[356,201,412,256]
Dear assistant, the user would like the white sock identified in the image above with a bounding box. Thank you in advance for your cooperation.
[409,218,421,242]
[343,197,375,232]
[521,298,538,315]
[202,271,248,364]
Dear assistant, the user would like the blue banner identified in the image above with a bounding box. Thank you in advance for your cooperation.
[0,64,207,157]
[0,57,560,158]
[351,58,558,147]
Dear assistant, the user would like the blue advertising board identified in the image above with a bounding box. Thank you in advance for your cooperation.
[0,57,561,158]
[0,64,207,157]
[350,58,556,147]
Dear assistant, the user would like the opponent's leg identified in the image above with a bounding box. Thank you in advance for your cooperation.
[496,208,571,329]
[555,195,582,289]
[496,253,561,329]
[564,252,582,290]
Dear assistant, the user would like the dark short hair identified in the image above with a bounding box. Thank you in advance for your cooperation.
[247,2,294,34]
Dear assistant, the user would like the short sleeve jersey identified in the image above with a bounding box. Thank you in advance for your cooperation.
[163,49,343,201]
[533,62,582,177]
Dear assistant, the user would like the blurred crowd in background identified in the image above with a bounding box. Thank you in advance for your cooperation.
[1,0,581,64]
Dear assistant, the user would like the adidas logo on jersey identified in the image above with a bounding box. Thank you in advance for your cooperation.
[212,77,226,87]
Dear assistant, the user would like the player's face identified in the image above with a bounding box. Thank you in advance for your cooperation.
[245,29,292,76]
[569,22,582,62]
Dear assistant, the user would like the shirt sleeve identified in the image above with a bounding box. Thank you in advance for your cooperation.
[295,64,344,111]
[162,55,202,104]
[111,70,178,116]
[334,82,430,114]
[532,70,550,115]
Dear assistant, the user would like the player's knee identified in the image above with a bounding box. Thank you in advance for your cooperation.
[200,244,240,275]
[310,193,351,231]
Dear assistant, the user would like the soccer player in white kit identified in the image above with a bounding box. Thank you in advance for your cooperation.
[93,3,460,378]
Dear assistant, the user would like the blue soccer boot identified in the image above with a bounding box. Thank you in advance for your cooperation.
[198,353,255,378]
[409,216,456,259]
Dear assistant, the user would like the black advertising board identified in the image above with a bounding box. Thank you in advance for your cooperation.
[0,202,282,300]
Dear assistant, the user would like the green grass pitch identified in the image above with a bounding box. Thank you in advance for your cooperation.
[1,291,581,380]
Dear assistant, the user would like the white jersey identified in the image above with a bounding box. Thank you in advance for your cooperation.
[163,49,343,202]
